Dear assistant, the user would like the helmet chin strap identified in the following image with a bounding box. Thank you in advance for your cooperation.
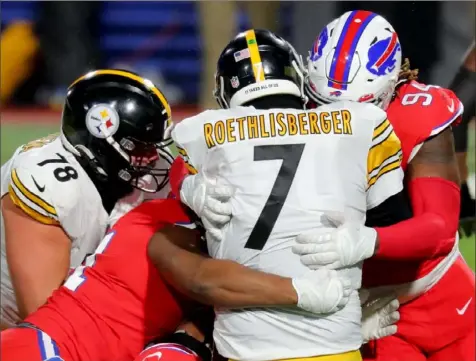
[291,59,308,108]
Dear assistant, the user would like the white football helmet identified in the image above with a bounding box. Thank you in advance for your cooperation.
[306,10,402,110]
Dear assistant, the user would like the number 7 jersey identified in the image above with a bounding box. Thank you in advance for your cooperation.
[172,101,404,360]
[0,136,109,326]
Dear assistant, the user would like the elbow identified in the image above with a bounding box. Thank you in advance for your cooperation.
[188,266,217,306]
[426,214,458,257]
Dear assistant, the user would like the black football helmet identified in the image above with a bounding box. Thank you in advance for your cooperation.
[214,29,307,109]
[61,69,174,194]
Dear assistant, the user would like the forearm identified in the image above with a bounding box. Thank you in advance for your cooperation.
[148,231,297,309]
[373,177,459,260]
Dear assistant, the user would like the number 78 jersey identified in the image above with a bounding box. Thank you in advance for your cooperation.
[0,136,108,326]
[172,102,404,359]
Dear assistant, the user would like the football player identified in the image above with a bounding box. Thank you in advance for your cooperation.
[0,194,359,361]
[149,29,408,361]
[449,41,476,236]
[0,71,362,361]
[0,69,174,329]
[293,10,475,361]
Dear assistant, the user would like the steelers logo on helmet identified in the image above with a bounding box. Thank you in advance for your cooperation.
[86,104,120,139]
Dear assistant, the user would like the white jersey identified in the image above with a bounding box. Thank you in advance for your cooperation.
[0,135,109,326]
[172,102,404,360]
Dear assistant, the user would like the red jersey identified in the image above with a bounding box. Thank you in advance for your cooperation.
[363,81,463,288]
[25,199,196,361]
[388,80,463,170]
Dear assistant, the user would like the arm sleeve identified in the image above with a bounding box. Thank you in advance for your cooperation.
[8,167,59,225]
[372,177,460,260]
[366,117,404,209]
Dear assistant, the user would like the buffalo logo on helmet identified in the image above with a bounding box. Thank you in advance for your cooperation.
[366,32,401,76]
[329,90,342,97]
[310,27,329,62]
[86,104,120,139]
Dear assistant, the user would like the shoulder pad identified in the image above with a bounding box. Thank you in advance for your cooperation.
[389,81,463,167]
[172,110,228,172]
[391,81,464,138]
[9,149,83,225]
[325,101,387,120]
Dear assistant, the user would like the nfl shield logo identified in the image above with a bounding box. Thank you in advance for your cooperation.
[230,76,240,88]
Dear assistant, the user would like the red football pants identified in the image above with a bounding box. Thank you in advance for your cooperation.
[363,256,475,361]
[1,326,72,361]
[134,343,202,361]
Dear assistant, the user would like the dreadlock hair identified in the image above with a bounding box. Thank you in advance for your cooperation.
[392,58,419,101]
[398,58,419,82]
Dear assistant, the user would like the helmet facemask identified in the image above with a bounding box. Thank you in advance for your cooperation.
[112,135,174,193]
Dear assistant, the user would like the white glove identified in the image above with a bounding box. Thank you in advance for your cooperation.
[179,173,234,241]
[292,222,377,269]
[361,294,400,343]
[292,269,353,314]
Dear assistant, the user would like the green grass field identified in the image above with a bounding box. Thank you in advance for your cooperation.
[1,121,474,269]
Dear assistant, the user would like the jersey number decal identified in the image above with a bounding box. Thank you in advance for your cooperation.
[37,153,79,182]
[64,231,116,292]
[244,144,305,250]
[401,84,440,107]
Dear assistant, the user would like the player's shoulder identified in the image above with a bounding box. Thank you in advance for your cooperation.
[321,100,386,119]
[391,80,463,136]
[319,101,388,136]
[174,108,235,135]
[9,137,95,224]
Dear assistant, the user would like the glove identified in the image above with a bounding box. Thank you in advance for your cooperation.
[292,222,377,269]
[361,294,400,343]
[180,173,234,241]
[292,269,353,314]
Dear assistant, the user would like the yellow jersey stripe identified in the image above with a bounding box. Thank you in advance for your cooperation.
[368,159,401,188]
[184,162,198,175]
[9,185,59,226]
[11,169,57,216]
[372,118,391,140]
[244,30,265,82]
[70,69,171,120]
[367,131,401,175]
[367,149,402,175]
[177,147,188,157]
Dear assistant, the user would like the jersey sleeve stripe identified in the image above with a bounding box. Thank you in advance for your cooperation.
[372,118,391,140]
[176,145,198,174]
[367,119,403,189]
[177,147,188,157]
[371,122,393,146]
[10,169,57,217]
[429,100,464,137]
[367,160,402,188]
[8,185,59,225]
[367,150,402,178]
[184,162,198,175]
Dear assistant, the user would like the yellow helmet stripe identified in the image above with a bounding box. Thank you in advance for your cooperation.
[70,69,171,120]
[244,30,265,82]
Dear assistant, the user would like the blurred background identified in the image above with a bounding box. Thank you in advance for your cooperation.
[0,1,474,262]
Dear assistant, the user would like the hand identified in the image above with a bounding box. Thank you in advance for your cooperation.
[292,269,353,314]
[292,222,377,269]
[361,294,400,343]
[180,173,234,241]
